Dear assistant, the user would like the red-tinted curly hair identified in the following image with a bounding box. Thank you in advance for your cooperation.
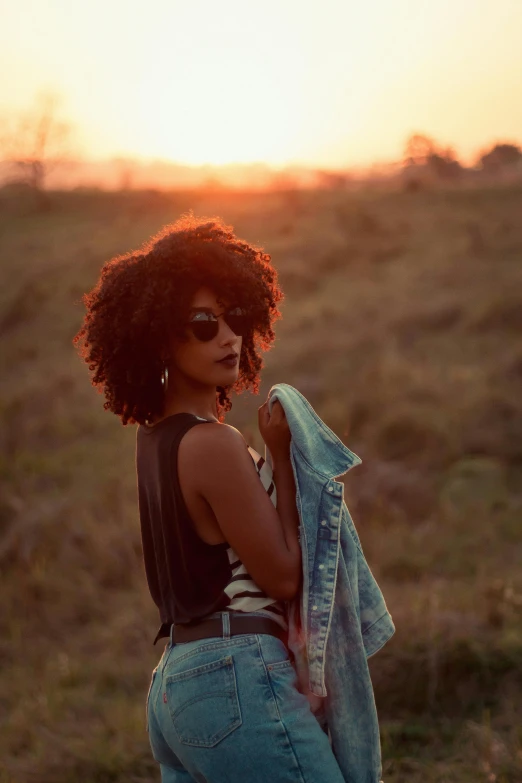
[73,212,284,425]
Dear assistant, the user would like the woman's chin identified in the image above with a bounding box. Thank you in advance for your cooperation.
[216,368,238,384]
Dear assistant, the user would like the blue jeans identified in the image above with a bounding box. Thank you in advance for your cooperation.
[146,611,345,782]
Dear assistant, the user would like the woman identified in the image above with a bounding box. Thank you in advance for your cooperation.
[73,212,345,782]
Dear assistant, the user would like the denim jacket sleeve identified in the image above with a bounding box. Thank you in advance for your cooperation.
[265,383,395,783]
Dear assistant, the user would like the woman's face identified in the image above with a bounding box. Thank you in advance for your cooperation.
[168,286,243,388]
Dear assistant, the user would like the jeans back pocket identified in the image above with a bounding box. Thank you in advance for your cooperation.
[165,654,242,747]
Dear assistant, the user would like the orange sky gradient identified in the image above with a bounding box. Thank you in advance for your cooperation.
[0,0,521,170]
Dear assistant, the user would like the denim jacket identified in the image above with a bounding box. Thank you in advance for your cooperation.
[265,383,395,783]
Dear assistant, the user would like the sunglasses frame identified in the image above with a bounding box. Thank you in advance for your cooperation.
[186,306,250,342]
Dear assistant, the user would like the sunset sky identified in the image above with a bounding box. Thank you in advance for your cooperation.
[0,0,521,169]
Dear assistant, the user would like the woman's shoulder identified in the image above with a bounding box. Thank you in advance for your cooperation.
[178,421,249,461]
[195,428,269,476]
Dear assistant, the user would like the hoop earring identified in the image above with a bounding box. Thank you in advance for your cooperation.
[161,365,169,395]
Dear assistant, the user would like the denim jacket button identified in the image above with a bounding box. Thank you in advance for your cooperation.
[318,564,325,570]
[327,486,334,492]
[321,520,327,525]
[312,605,318,610]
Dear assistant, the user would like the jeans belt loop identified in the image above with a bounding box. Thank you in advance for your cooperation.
[222,611,231,639]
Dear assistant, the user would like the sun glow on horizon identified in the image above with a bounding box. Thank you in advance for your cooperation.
[0,0,521,169]
[129,62,305,167]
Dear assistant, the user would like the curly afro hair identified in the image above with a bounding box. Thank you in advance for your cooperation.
[73,211,284,426]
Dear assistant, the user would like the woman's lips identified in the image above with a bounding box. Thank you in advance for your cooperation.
[217,356,238,367]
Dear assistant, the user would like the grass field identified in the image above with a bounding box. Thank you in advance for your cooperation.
[1,184,521,782]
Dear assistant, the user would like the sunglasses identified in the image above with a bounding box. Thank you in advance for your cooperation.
[186,306,250,342]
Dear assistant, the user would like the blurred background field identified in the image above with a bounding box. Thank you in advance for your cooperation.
[1,183,521,783]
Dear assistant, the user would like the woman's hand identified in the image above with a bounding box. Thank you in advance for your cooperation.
[258,399,291,462]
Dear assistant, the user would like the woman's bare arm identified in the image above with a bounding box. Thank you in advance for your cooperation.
[178,423,302,600]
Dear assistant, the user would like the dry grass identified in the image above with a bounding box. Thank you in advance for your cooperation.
[1,184,521,782]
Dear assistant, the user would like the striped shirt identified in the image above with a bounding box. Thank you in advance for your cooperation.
[219,445,288,631]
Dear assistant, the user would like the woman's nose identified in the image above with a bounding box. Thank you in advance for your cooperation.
[219,317,240,341]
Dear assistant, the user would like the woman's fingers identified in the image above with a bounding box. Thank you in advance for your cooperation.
[270,400,285,421]
[258,399,285,423]
[257,400,286,421]
[258,401,269,425]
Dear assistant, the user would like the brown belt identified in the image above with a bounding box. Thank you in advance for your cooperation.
[171,614,288,648]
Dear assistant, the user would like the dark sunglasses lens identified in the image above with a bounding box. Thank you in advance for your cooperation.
[189,320,219,342]
[224,314,248,336]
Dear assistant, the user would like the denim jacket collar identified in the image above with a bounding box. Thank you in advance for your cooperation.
[267,383,362,481]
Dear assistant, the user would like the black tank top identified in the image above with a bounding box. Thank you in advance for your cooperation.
[136,413,233,644]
